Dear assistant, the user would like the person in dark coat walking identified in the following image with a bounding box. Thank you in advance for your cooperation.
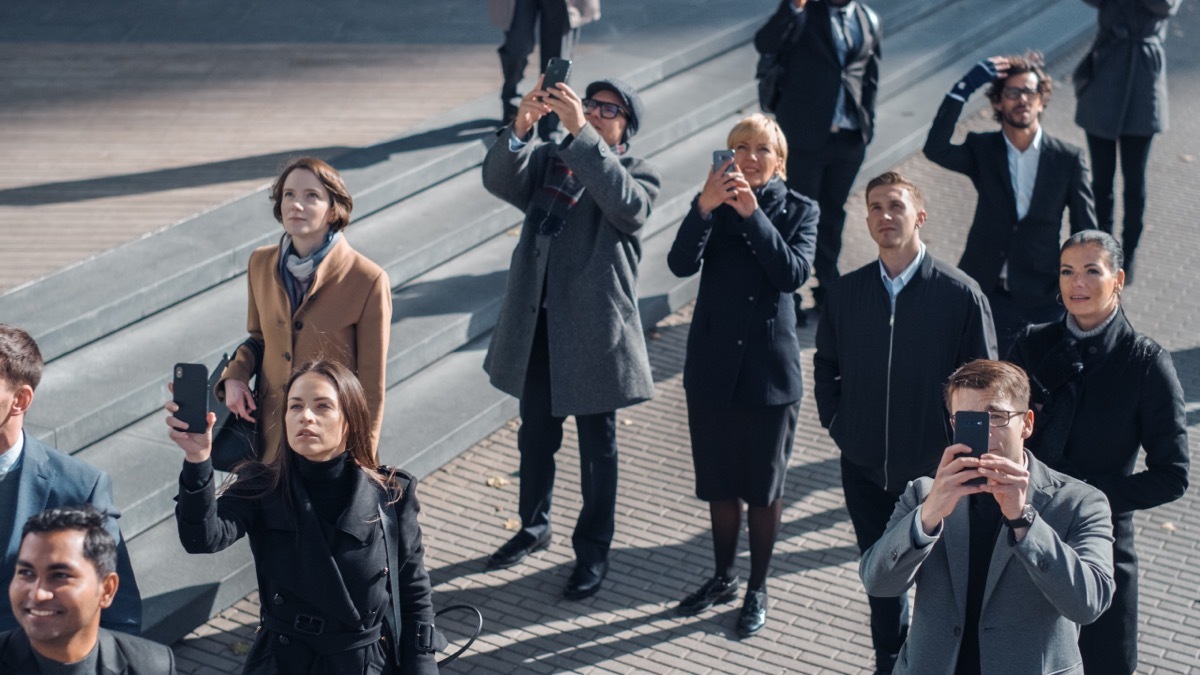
[667,114,817,638]
[754,0,881,320]
[481,77,660,601]
[167,360,438,675]
[1074,0,1182,281]
[1009,230,1189,675]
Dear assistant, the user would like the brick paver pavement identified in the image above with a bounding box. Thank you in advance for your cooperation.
[169,4,1200,674]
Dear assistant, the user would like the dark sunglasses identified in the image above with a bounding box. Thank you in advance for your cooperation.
[582,98,629,120]
[1001,86,1041,101]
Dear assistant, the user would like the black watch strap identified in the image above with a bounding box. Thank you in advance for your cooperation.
[1004,504,1036,529]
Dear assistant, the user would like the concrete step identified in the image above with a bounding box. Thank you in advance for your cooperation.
[0,2,778,364]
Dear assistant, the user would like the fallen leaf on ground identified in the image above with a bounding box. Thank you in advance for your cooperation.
[230,642,251,656]
[486,475,510,488]
[1161,522,1178,532]
[621,419,633,426]
[503,518,521,531]
[1180,154,1195,163]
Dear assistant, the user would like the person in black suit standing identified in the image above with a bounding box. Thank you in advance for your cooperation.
[667,114,817,638]
[754,0,881,321]
[2,505,176,674]
[924,53,1097,356]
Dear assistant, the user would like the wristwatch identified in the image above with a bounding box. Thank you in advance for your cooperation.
[1003,504,1037,530]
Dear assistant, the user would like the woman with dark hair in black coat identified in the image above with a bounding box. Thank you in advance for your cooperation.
[667,113,818,638]
[166,360,438,675]
[1009,229,1188,675]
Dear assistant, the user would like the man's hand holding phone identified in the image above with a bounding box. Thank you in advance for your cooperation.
[918,443,986,535]
[513,76,553,139]
[540,82,588,137]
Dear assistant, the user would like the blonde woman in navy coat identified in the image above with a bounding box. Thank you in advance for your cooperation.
[667,114,817,637]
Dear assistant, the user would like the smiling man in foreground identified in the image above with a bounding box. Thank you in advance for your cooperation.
[859,359,1115,675]
[1,505,175,674]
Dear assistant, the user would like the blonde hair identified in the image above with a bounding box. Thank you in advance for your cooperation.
[726,114,788,181]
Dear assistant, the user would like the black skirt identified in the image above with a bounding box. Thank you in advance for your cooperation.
[686,401,799,506]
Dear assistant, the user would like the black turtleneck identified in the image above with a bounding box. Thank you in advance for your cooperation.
[294,452,356,529]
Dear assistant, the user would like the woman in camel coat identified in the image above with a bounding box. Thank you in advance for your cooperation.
[218,157,391,462]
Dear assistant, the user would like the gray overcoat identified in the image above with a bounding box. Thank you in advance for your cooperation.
[482,124,661,416]
[488,0,601,30]
[1074,0,1181,139]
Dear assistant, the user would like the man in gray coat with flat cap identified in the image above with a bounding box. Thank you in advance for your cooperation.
[481,75,660,600]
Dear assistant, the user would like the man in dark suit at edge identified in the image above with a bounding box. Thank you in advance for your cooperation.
[924,53,1097,356]
[0,325,142,635]
[754,0,881,322]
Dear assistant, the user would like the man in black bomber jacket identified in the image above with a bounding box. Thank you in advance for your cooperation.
[813,172,995,674]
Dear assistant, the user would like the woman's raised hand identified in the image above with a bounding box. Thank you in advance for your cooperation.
[698,160,737,218]
[165,382,216,463]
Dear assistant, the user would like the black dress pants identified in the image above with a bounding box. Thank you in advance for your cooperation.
[517,312,618,565]
[1079,512,1139,675]
[785,129,867,288]
[1087,133,1154,263]
[498,0,578,139]
[840,457,910,662]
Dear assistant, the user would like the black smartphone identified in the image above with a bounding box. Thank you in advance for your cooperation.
[953,410,990,486]
[541,57,572,99]
[173,363,210,433]
[712,150,736,174]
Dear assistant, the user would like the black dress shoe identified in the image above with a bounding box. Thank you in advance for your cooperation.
[563,560,608,600]
[736,588,767,638]
[675,575,740,616]
[486,532,551,571]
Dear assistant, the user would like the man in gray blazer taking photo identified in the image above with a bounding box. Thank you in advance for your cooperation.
[481,75,660,600]
[860,359,1114,675]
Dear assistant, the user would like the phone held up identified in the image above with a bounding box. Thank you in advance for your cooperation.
[953,410,990,487]
[712,149,737,175]
[173,363,209,433]
[541,57,572,100]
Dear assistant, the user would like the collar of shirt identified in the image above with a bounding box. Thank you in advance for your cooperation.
[0,429,25,477]
[1004,126,1043,221]
[878,241,926,304]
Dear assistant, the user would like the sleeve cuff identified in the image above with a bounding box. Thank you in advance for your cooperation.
[181,458,214,492]
[911,505,941,547]
[508,128,531,151]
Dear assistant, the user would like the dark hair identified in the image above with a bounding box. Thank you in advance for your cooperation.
[21,505,117,578]
[0,324,44,392]
[866,171,925,210]
[1061,229,1124,272]
[270,157,354,232]
[228,359,401,504]
[944,359,1031,410]
[988,51,1053,124]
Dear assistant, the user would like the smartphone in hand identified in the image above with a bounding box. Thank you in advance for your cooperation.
[173,363,209,433]
[541,57,572,99]
[953,410,990,486]
[712,149,736,174]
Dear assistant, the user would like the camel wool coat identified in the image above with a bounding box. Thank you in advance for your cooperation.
[219,237,391,461]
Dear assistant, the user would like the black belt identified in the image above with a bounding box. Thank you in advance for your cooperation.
[262,614,383,655]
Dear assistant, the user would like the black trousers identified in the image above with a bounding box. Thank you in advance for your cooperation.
[1079,512,1139,675]
[1087,133,1154,262]
[517,312,618,565]
[841,457,910,661]
[785,129,867,287]
[498,0,578,139]
[986,287,1064,359]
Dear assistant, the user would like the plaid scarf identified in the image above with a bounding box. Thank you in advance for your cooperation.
[526,153,586,237]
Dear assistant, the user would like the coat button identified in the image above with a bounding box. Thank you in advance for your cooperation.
[284,351,292,362]
[1088,346,1097,354]
[278,635,290,645]
[273,593,283,605]
[382,566,389,575]
[737,340,743,346]
[748,296,755,302]
[890,551,898,562]
[294,320,303,331]
[534,249,541,257]
[954,627,962,638]
[530,305,537,314]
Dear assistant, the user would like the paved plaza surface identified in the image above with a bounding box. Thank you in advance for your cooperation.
[3,0,1198,673]
[172,5,1200,675]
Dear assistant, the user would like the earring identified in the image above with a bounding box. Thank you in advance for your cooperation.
[1055,292,1063,306]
